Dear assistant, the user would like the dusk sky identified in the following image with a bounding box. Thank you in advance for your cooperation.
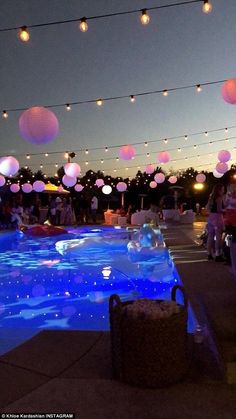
[1,0,236,179]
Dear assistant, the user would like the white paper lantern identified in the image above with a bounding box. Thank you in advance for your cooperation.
[102,185,112,195]
[10,183,20,193]
[33,180,45,192]
[116,182,127,192]
[64,162,81,178]
[154,172,165,184]
[0,156,19,176]
[74,184,84,192]
[22,183,33,193]
[213,169,223,178]
[0,175,5,187]
[149,181,157,188]
[62,175,77,187]
[196,173,206,183]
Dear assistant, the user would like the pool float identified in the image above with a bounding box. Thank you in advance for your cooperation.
[20,224,68,237]
[55,237,127,256]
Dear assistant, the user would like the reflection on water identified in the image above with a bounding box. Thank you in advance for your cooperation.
[0,227,184,331]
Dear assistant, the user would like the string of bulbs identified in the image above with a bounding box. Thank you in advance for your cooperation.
[0,1,213,42]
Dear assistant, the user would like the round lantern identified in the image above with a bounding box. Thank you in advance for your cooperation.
[64,162,81,178]
[145,164,155,175]
[213,169,223,178]
[149,181,157,189]
[95,178,104,188]
[10,183,20,193]
[221,79,236,104]
[119,145,136,161]
[33,180,45,192]
[74,184,84,192]
[0,156,19,176]
[62,175,76,187]
[196,173,206,183]
[22,183,32,193]
[218,150,231,163]
[58,185,64,193]
[19,106,59,145]
[102,185,112,195]
[116,182,127,192]
[216,162,228,174]
[154,172,165,184]
[157,151,170,164]
[0,175,5,187]
[168,175,177,184]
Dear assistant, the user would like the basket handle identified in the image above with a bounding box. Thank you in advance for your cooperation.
[109,294,122,314]
[171,285,188,308]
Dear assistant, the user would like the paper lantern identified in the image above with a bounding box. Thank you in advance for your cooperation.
[74,184,84,192]
[116,182,127,192]
[168,175,177,184]
[10,183,20,193]
[157,151,170,164]
[222,79,236,104]
[119,145,136,161]
[154,172,165,184]
[196,173,206,183]
[218,150,231,163]
[58,185,64,193]
[145,164,155,174]
[64,162,81,178]
[0,175,5,187]
[62,175,76,187]
[149,181,157,189]
[33,180,45,192]
[0,156,19,176]
[95,179,104,187]
[102,185,112,195]
[216,162,228,174]
[19,106,59,145]
[213,169,223,178]
[22,183,32,193]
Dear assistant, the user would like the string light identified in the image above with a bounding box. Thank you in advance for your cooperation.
[101,159,104,164]
[85,161,88,165]
[2,110,8,119]
[85,149,89,155]
[144,142,148,147]
[66,104,71,111]
[178,148,181,152]
[140,9,150,25]
[146,153,150,157]
[64,152,69,159]
[96,99,103,107]
[225,128,228,133]
[45,153,49,157]
[40,164,43,169]
[196,84,202,92]
[26,154,30,159]
[205,131,208,136]
[105,147,108,152]
[164,139,168,144]
[79,17,88,32]
[184,135,188,140]
[163,89,168,97]
[18,26,30,42]
[130,95,136,103]
[202,1,213,14]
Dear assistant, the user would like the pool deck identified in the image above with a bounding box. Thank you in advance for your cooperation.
[0,221,236,418]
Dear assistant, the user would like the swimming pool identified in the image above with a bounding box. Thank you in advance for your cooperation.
[0,226,194,351]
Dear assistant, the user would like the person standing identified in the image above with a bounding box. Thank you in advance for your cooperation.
[206,183,225,262]
[91,195,98,224]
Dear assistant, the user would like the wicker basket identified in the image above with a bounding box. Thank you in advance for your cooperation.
[109,285,189,388]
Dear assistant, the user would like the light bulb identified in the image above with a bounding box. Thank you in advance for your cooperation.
[79,18,88,32]
[66,104,71,111]
[101,159,104,164]
[196,84,202,92]
[144,141,148,147]
[85,161,88,165]
[85,149,89,154]
[178,148,181,152]
[205,131,208,136]
[64,152,69,159]
[147,153,150,157]
[163,89,168,97]
[130,95,135,103]
[40,164,43,169]
[19,26,30,42]
[26,154,30,159]
[164,139,168,144]
[140,9,150,25]
[225,128,228,133]
[96,99,103,106]
[202,1,213,14]
[184,135,188,140]
[2,110,8,119]
[105,147,108,152]
[45,153,49,157]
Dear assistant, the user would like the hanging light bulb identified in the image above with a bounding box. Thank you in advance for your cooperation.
[178,148,181,152]
[101,159,104,164]
[194,145,197,149]
[184,135,188,140]
[144,141,148,147]
[196,84,202,92]
[19,26,30,42]
[85,149,89,154]
[96,99,103,107]
[225,128,228,133]
[26,154,30,159]
[164,139,168,144]
[163,89,168,97]
[85,161,88,165]
[202,1,213,14]
[116,157,119,161]
[140,9,150,25]
[66,104,71,111]
[55,163,58,168]
[2,110,8,119]
[64,152,69,159]
[45,153,49,157]
[105,147,108,152]
[205,131,208,136]
[130,95,136,103]
[40,164,43,169]
[146,152,150,157]
[79,17,88,32]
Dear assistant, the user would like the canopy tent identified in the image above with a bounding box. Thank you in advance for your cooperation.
[43,183,69,194]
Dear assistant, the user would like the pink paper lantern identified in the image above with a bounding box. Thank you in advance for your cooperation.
[95,179,104,187]
[154,172,165,184]
[33,180,45,192]
[116,182,127,192]
[62,175,76,187]
[74,184,84,192]
[145,164,155,175]
[0,156,19,176]
[213,169,223,178]
[222,79,236,104]
[64,162,81,178]
[119,145,136,161]
[58,185,64,193]
[168,175,177,184]
[196,173,206,183]
[218,149,231,163]
[19,106,59,145]
[157,151,170,164]
[22,183,32,193]
[0,175,5,187]
[10,183,20,193]
[216,162,228,174]
[149,181,157,189]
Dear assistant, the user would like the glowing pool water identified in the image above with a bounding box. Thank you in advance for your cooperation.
[0,226,195,352]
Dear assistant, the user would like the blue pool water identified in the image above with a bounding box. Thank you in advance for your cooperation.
[0,226,194,338]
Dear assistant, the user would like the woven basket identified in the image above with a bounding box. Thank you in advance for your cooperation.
[109,285,189,388]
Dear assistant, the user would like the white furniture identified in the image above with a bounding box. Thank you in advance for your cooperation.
[131,210,158,225]
[162,209,180,222]
[118,216,127,226]
[110,214,119,225]
[104,210,114,224]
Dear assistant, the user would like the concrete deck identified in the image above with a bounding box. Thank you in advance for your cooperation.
[0,221,236,418]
